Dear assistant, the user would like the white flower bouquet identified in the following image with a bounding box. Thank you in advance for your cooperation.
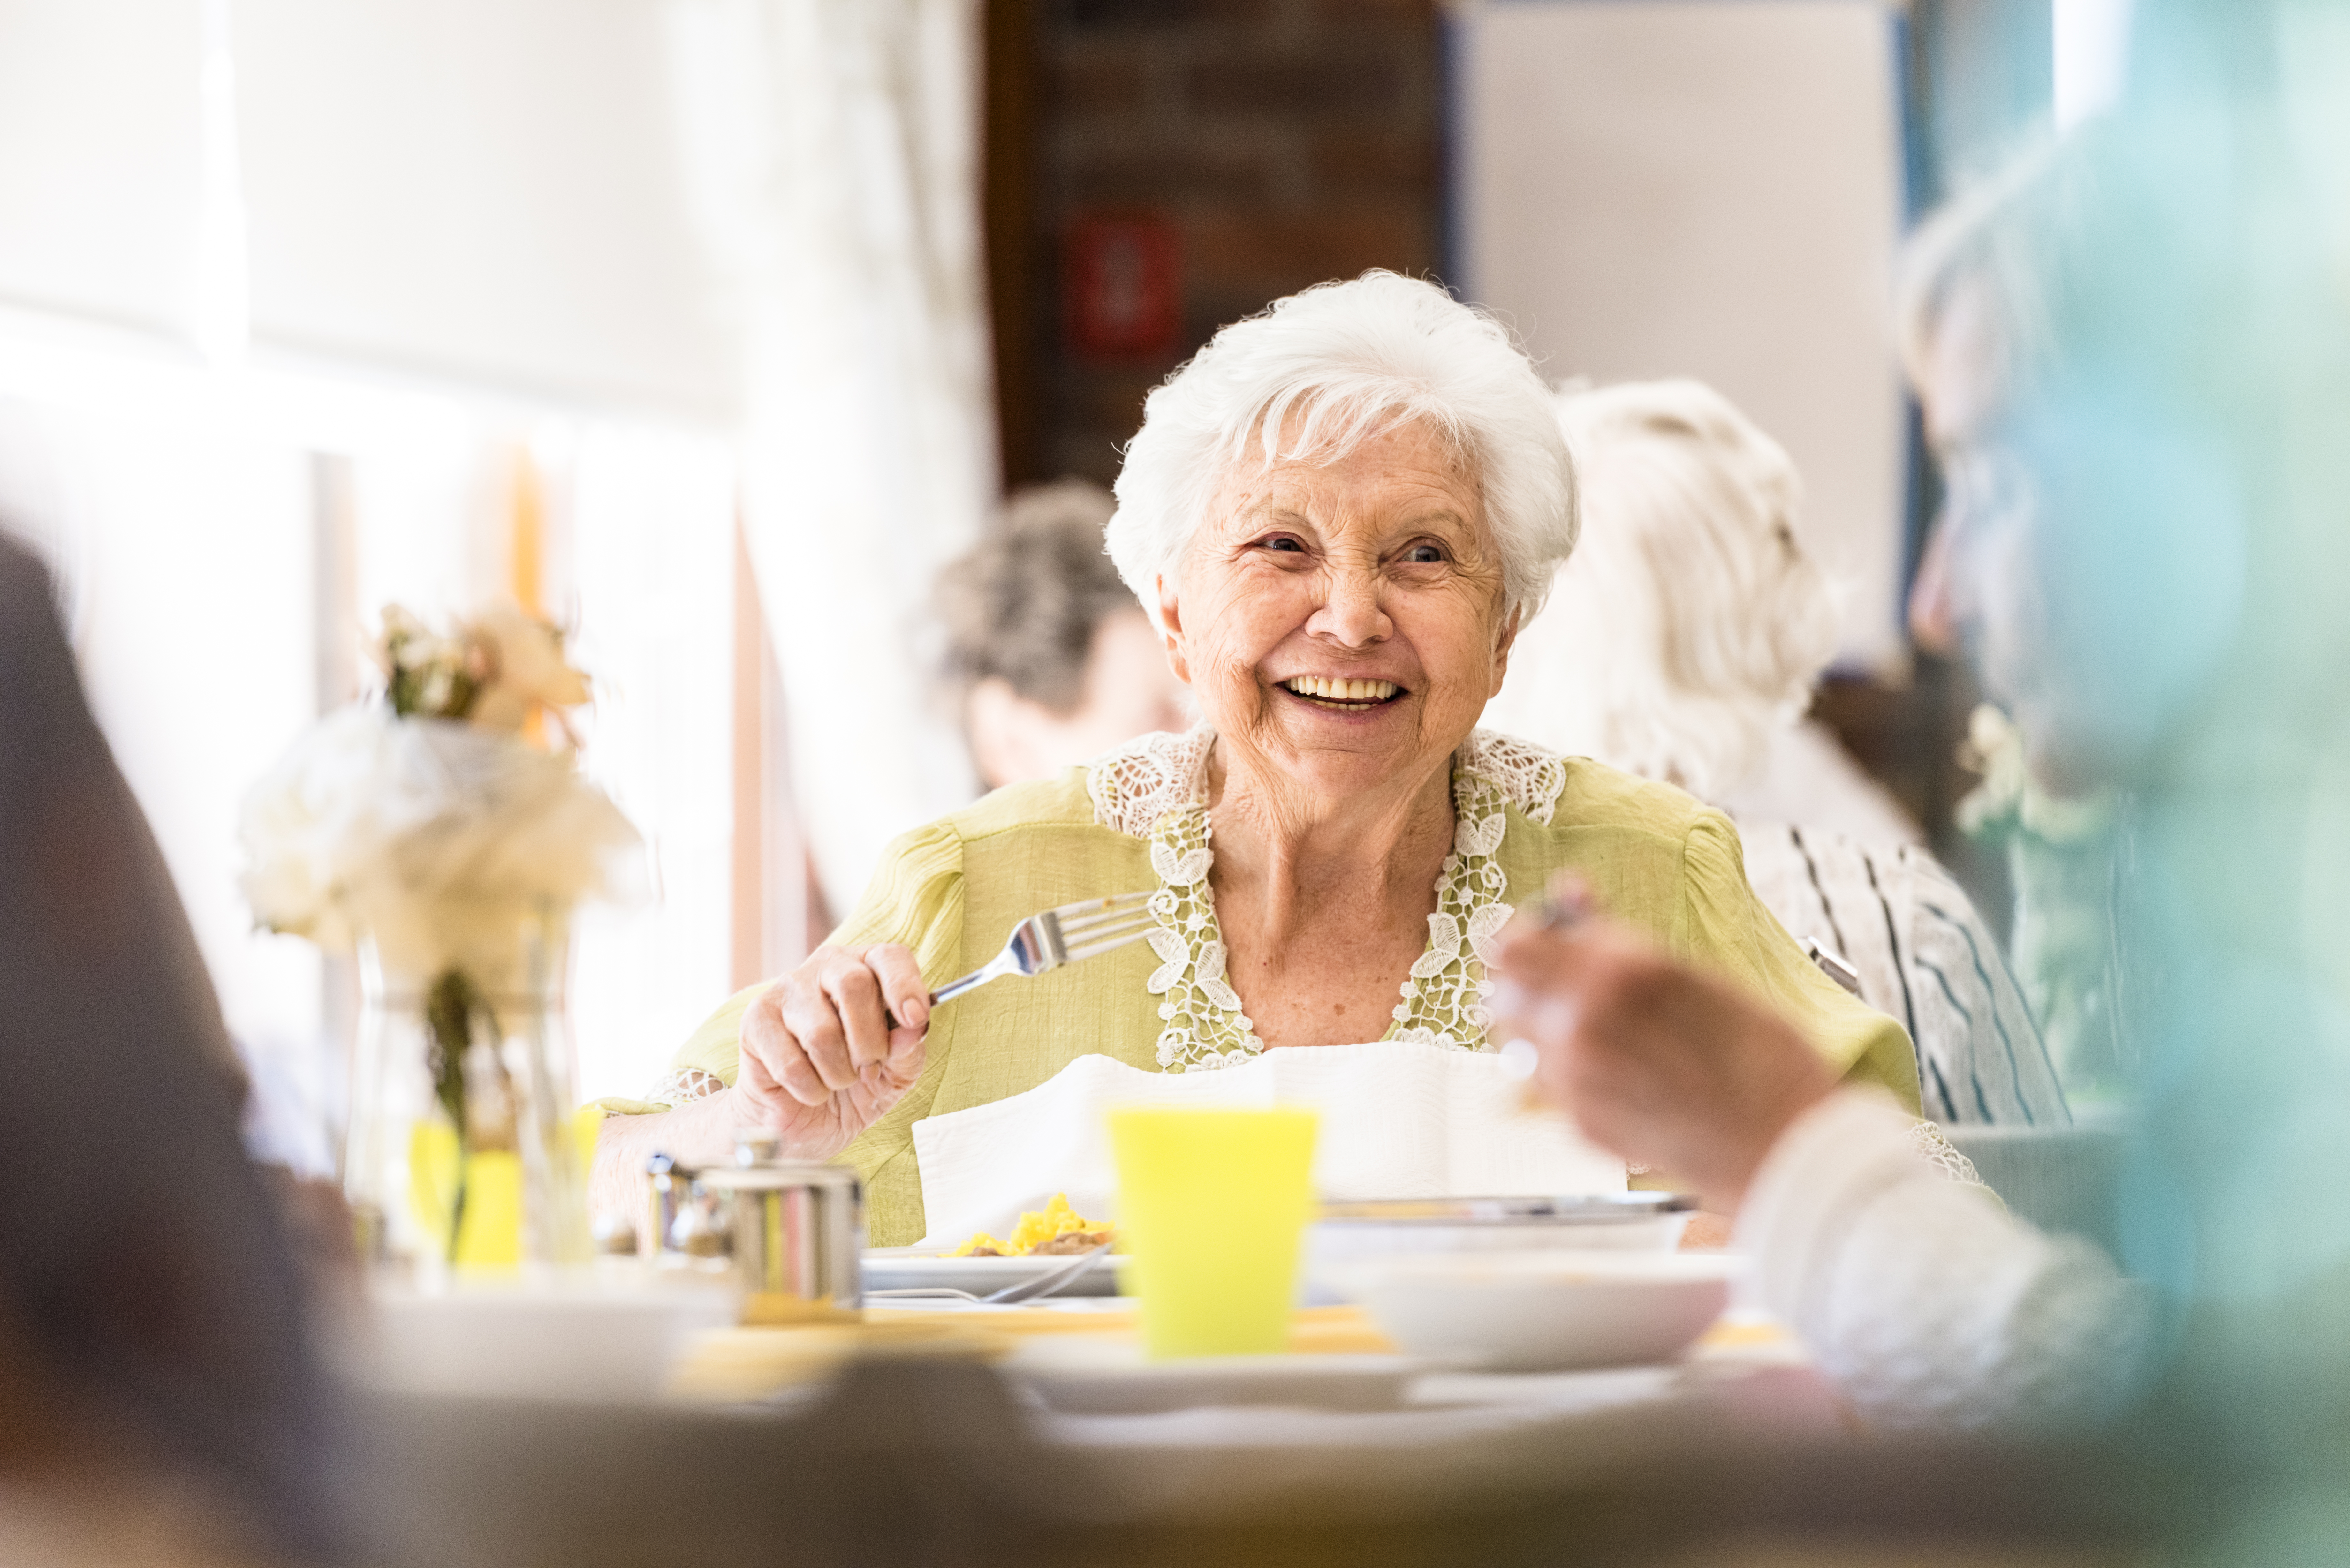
[241,604,643,1263]
[241,604,644,984]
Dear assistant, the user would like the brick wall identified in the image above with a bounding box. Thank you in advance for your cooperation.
[1024,0,1442,485]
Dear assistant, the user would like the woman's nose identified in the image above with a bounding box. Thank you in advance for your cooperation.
[1308,564,1391,647]
[1907,514,1961,655]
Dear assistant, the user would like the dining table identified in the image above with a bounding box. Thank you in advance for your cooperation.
[338,1291,2185,1568]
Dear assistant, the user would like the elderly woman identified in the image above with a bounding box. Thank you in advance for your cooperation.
[941,478,1191,789]
[592,271,1917,1243]
[1485,379,2067,1127]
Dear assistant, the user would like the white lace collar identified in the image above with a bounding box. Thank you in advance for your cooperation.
[1085,725,1569,1072]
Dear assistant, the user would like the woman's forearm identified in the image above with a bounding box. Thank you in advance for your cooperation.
[1738,1092,2150,1431]
[588,1089,739,1234]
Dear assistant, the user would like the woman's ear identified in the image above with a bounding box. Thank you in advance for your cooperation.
[1155,573,1192,686]
[1489,602,1523,696]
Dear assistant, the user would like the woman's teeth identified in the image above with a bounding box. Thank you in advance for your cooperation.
[1284,675,1399,703]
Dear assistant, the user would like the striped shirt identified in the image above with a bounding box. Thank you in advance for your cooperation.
[1738,823,2070,1127]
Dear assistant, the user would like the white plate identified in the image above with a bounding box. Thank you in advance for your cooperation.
[1003,1335,1418,1414]
[861,1246,1126,1298]
[1349,1250,1740,1372]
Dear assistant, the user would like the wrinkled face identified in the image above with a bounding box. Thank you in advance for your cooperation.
[1156,418,1517,802]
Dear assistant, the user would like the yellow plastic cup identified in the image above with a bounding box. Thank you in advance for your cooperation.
[1110,1108,1319,1359]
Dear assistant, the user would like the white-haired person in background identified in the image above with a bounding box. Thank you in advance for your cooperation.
[1484,378,2067,1128]
[1490,378,1917,845]
[938,478,1191,790]
[593,271,1921,1243]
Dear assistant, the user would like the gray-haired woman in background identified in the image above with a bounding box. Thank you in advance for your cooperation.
[937,478,1190,790]
[1484,378,2067,1127]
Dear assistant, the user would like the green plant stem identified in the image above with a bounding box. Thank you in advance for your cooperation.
[424,967,488,1264]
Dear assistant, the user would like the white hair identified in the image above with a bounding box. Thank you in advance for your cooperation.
[1105,271,1578,625]
[1892,136,2085,399]
[1482,379,1839,799]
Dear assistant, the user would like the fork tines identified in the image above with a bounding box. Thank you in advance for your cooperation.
[1040,890,1156,966]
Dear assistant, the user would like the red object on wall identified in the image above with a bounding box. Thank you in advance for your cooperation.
[1063,213,1182,360]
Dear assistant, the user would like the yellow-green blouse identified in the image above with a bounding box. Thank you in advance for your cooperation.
[608,728,1920,1245]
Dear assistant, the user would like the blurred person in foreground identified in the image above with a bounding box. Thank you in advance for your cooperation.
[1485,378,2065,1127]
[0,531,337,1561]
[1498,0,2350,1460]
[937,478,1190,790]
[593,271,1924,1244]
[1907,162,2133,1101]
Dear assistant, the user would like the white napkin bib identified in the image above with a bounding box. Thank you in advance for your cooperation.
[910,1040,1626,1249]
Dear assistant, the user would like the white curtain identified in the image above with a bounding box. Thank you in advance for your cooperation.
[669,0,995,917]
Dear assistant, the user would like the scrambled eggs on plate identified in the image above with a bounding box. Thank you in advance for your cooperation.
[952,1193,1116,1257]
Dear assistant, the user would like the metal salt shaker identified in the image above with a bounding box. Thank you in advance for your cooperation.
[691,1132,865,1318]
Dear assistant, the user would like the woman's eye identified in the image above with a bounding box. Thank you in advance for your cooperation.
[1255,535,1306,554]
[1405,543,1447,564]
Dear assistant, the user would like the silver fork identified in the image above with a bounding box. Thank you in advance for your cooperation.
[928,890,1157,1009]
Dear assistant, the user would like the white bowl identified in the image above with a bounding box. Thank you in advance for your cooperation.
[344,1278,736,1403]
[1349,1250,1739,1372]
[1303,1195,1691,1304]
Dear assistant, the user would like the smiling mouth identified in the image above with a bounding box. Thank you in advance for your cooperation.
[1281,675,1405,710]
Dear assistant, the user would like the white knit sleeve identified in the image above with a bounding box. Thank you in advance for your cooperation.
[1736,1091,2151,1431]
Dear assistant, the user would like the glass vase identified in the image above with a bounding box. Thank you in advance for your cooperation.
[343,905,591,1275]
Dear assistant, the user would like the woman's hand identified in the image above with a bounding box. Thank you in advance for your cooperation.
[734,943,932,1162]
[1491,883,1834,1213]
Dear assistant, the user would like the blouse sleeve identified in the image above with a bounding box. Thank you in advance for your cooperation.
[1739,1090,2149,1430]
[1673,810,1923,1114]
[591,818,970,1115]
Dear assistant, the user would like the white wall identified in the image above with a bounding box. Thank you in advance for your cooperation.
[0,0,735,417]
[0,0,204,334]
[1456,0,1911,670]
[236,0,736,417]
